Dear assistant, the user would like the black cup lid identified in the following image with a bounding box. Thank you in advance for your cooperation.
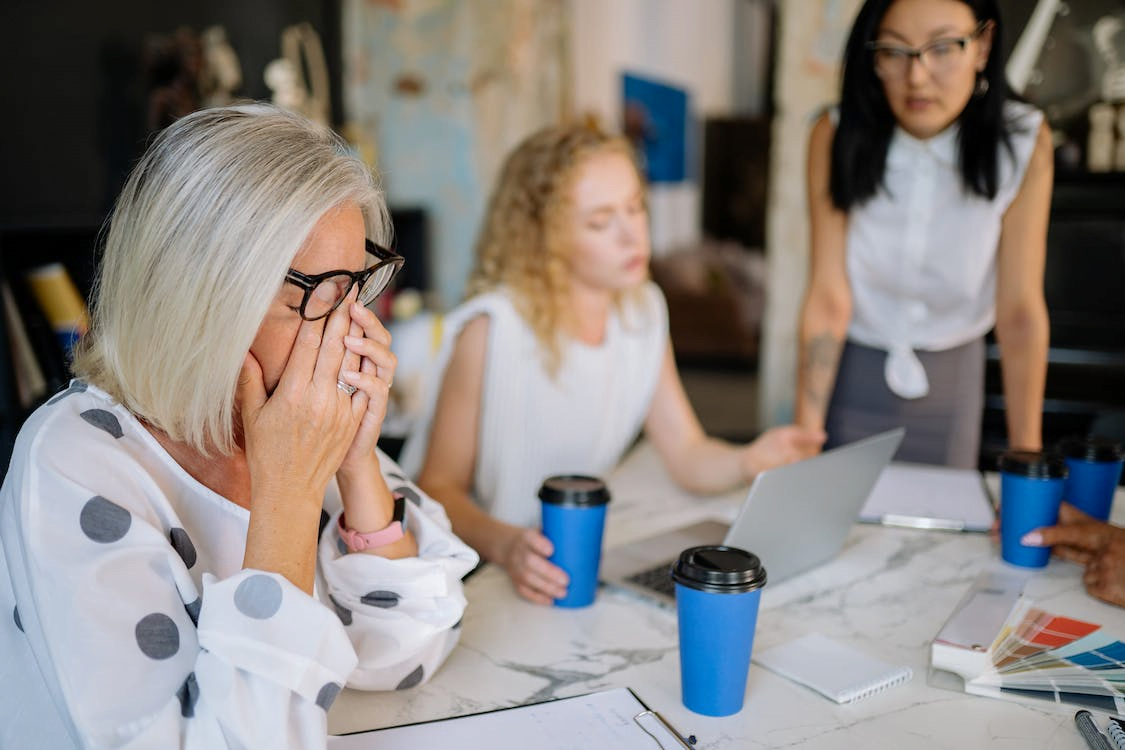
[998,450,1068,479]
[1057,435,1124,463]
[538,475,610,506]
[671,545,767,593]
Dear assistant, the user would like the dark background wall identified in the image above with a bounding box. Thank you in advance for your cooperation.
[0,1,343,470]
[0,0,342,231]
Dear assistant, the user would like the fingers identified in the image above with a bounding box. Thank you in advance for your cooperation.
[311,294,354,392]
[237,353,267,417]
[1084,560,1100,587]
[1022,522,1108,552]
[795,426,827,447]
[349,301,392,348]
[1082,539,1125,606]
[347,303,396,382]
[505,530,568,604]
[514,563,568,603]
[338,369,387,417]
[276,316,326,397]
[1057,502,1094,524]
[515,583,555,606]
[340,319,363,378]
[1051,546,1093,566]
[341,304,396,416]
[343,333,396,384]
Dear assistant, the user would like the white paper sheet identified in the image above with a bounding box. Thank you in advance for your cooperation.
[327,687,691,750]
[859,462,996,532]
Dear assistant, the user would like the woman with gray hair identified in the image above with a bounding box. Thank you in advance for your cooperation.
[0,104,477,749]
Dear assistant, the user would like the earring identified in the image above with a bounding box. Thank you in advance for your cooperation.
[974,74,990,98]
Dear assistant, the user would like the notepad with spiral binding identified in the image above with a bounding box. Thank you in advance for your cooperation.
[754,632,913,704]
[1107,716,1125,750]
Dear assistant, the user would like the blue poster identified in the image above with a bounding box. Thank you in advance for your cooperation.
[622,72,689,184]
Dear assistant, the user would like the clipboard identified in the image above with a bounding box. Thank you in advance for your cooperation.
[859,462,996,532]
[327,686,698,749]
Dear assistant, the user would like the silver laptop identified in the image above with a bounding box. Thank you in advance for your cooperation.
[600,428,905,606]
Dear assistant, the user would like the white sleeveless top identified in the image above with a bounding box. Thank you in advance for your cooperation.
[400,282,668,527]
[841,100,1043,398]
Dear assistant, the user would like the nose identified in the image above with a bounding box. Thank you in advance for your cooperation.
[906,53,929,86]
[618,213,646,247]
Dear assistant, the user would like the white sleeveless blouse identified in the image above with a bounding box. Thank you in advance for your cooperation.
[841,100,1043,398]
[400,282,668,527]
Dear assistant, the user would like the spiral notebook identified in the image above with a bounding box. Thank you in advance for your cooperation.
[754,633,913,704]
[1107,716,1125,750]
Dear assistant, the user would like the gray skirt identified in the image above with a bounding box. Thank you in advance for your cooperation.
[824,338,984,469]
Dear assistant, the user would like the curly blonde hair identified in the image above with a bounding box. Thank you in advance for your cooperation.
[467,124,645,374]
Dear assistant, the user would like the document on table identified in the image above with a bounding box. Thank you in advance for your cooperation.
[859,462,996,532]
[326,687,694,749]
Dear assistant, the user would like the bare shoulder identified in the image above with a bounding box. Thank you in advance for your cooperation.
[1027,119,1055,174]
[445,313,492,382]
[809,111,835,155]
[455,313,491,350]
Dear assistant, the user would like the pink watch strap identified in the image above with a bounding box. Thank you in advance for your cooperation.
[337,495,406,552]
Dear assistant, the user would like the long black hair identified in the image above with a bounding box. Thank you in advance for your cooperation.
[830,0,1016,210]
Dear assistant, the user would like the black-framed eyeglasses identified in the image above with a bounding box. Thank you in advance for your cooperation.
[284,239,405,321]
[867,21,991,79]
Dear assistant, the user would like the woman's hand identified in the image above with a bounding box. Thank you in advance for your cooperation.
[496,525,569,605]
[237,297,368,591]
[237,298,366,512]
[1022,503,1125,607]
[741,425,826,480]
[1021,503,1112,565]
[1081,535,1125,607]
[336,302,397,475]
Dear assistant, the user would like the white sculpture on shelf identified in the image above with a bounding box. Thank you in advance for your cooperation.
[264,22,330,127]
[1093,15,1125,103]
[201,26,242,107]
[1087,102,1116,172]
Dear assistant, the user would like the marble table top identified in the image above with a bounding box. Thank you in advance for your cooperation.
[330,442,1125,748]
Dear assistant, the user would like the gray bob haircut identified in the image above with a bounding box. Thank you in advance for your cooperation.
[72,103,389,455]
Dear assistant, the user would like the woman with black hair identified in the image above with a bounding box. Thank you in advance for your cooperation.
[795,0,1054,468]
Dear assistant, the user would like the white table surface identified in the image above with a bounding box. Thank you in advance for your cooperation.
[330,442,1125,748]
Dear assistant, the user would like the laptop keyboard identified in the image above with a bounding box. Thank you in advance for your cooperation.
[624,562,676,599]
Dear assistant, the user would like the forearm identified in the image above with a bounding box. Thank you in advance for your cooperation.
[336,454,418,559]
[996,307,1049,451]
[796,308,849,430]
[664,436,748,495]
[318,485,479,692]
[243,483,323,594]
[417,478,516,563]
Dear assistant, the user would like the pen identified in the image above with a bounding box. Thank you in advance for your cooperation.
[879,513,965,531]
[634,709,697,748]
[1075,710,1114,750]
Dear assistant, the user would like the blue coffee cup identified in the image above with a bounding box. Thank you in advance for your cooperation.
[1058,435,1124,522]
[672,545,766,716]
[539,475,610,608]
[999,451,1068,568]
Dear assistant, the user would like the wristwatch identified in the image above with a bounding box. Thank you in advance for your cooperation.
[337,495,407,553]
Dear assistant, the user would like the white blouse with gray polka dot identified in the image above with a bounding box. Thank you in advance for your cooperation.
[0,382,479,749]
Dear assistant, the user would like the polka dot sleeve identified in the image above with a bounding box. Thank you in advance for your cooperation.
[316,457,479,692]
[1,390,358,749]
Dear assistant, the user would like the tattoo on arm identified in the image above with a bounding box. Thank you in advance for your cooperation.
[801,333,843,412]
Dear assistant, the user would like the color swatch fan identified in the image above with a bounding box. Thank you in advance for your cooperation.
[941,600,1125,713]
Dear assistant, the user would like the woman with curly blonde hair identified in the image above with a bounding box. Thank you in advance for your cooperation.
[400,124,824,604]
